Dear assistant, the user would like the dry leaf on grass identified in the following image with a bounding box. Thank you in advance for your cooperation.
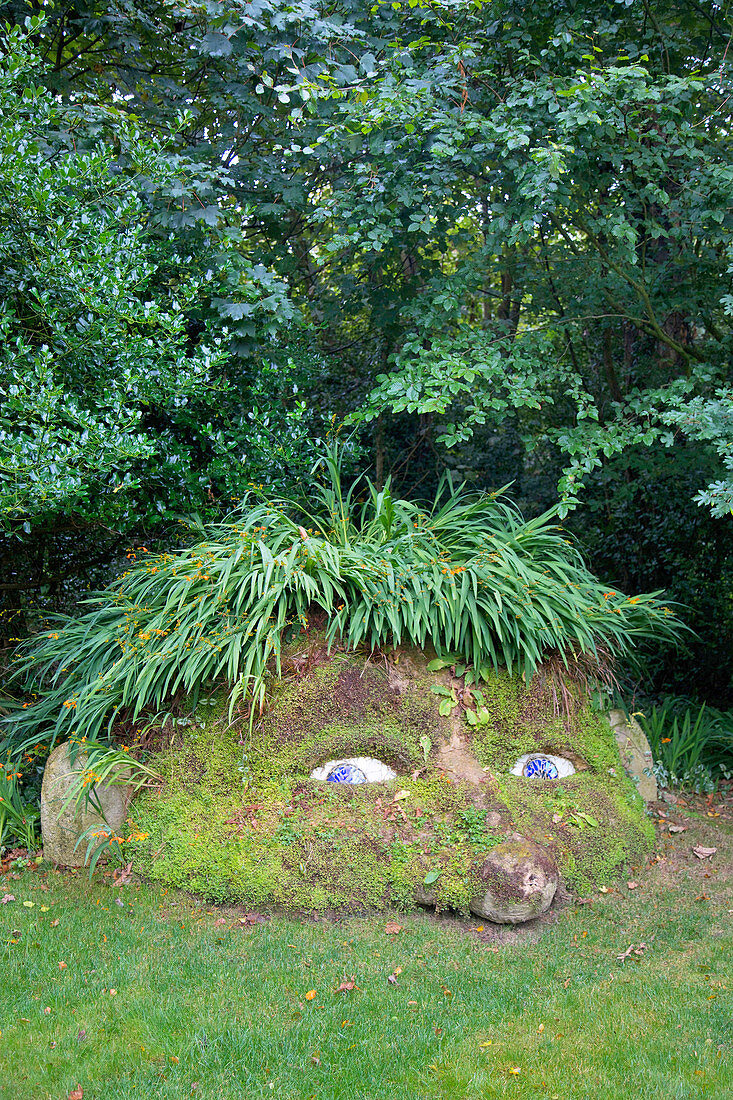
[669,824,687,834]
[335,980,356,994]
[616,942,647,961]
[692,845,717,859]
[112,861,134,886]
[384,921,403,934]
[68,1087,83,1100]
[387,967,403,984]
[238,912,268,926]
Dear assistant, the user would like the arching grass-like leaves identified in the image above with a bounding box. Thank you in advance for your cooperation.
[3,451,682,756]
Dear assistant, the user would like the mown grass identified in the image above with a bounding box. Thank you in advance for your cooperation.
[1,816,731,1100]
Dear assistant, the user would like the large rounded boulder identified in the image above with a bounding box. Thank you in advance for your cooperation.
[469,836,559,924]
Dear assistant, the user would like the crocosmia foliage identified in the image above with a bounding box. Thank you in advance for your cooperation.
[5,451,680,755]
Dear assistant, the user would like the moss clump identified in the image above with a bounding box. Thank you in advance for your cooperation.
[129,646,653,911]
[130,647,496,912]
[495,773,653,895]
[245,649,439,782]
[470,668,652,892]
[469,669,618,773]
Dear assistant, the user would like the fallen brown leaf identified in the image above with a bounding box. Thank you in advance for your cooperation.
[616,942,647,961]
[68,1087,83,1100]
[335,980,356,994]
[627,881,639,890]
[692,845,717,859]
[384,921,403,935]
[668,824,687,834]
[112,861,134,886]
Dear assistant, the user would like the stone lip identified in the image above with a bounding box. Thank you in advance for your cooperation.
[607,710,658,802]
[40,742,130,867]
[469,836,559,924]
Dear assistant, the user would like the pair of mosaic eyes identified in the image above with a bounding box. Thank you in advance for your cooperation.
[312,754,574,784]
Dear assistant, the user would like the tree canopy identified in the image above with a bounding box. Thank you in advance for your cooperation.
[1,0,733,700]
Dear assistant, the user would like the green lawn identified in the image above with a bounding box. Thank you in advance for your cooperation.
[1,811,731,1100]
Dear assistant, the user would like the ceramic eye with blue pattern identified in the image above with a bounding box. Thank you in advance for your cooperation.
[523,756,560,780]
[326,762,367,784]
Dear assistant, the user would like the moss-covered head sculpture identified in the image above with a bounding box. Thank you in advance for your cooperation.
[128,642,654,913]
[8,450,678,916]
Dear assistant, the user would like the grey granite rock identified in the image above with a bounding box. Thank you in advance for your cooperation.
[41,742,130,866]
[607,710,658,802]
[469,836,559,924]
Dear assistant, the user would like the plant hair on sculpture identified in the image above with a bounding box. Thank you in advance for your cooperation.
[4,445,682,756]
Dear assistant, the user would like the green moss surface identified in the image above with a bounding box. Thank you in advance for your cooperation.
[246,649,439,781]
[471,668,653,892]
[128,645,654,912]
[469,668,619,772]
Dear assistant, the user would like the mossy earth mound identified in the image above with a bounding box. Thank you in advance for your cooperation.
[129,640,652,912]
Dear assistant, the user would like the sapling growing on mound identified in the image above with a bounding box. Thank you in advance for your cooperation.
[4,448,681,756]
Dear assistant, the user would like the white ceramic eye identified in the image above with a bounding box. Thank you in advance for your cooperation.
[510,753,575,779]
[310,757,398,783]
